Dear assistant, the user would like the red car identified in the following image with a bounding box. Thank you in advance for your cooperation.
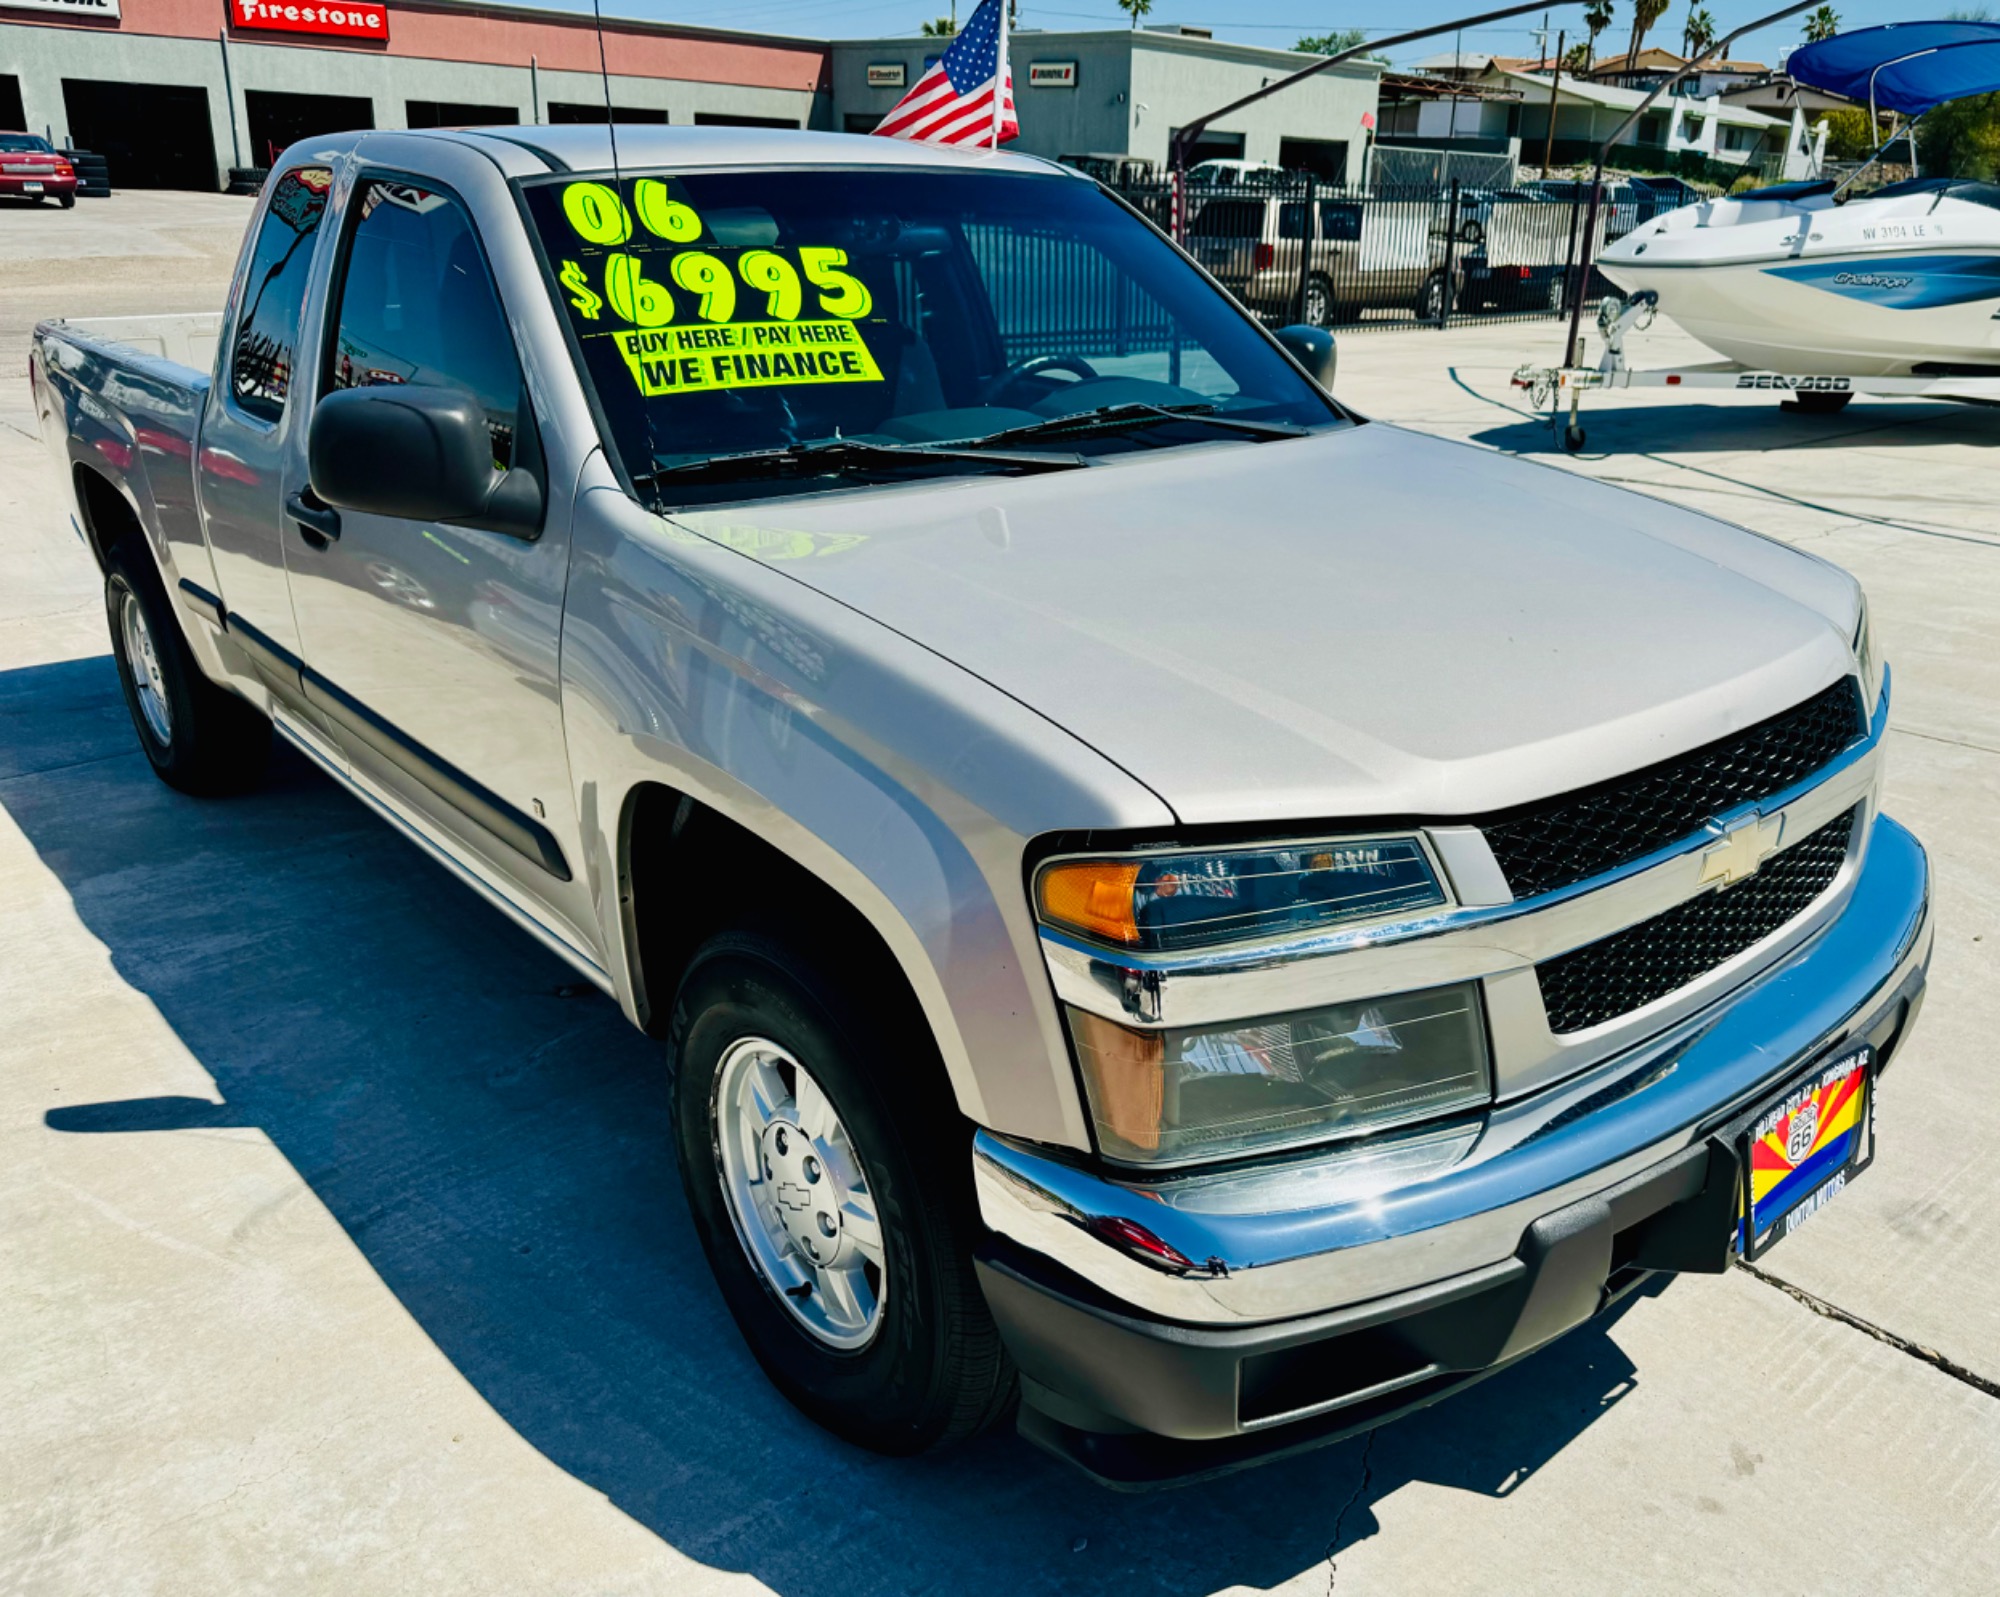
[0,134,77,207]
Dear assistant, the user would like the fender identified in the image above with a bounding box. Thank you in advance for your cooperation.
[559,472,1175,1151]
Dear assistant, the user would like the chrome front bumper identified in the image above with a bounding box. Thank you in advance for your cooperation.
[974,812,1933,1331]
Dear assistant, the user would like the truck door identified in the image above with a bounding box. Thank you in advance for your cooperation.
[279,164,592,947]
[199,163,332,665]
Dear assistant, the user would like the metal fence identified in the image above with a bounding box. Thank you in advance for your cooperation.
[1366,145,1517,191]
[1111,173,1693,335]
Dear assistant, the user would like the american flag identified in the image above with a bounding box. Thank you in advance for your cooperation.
[871,0,1018,148]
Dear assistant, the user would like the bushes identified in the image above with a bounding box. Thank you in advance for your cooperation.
[1918,92,2000,181]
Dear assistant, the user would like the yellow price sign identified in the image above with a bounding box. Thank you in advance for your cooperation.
[613,318,886,398]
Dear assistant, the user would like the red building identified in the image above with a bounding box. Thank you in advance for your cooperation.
[0,0,829,188]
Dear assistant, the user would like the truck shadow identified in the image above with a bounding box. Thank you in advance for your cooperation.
[13,652,1655,1596]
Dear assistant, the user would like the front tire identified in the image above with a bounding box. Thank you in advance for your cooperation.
[668,930,1014,1455]
[105,541,271,794]
[1416,270,1451,322]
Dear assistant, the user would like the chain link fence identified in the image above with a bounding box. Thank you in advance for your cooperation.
[1112,173,1694,335]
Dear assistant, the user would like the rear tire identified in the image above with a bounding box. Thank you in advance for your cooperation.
[58,194,76,210]
[667,929,1015,1455]
[1783,390,1853,415]
[105,540,271,795]
[1302,273,1334,329]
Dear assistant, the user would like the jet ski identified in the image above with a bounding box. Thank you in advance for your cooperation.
[1598,21,2000,377]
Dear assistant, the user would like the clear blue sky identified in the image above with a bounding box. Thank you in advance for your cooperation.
[532,1,1927,68]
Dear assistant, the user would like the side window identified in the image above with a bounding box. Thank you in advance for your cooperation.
[1320,203,1362,242]
[326,179,523,469]
[230,166,332,422]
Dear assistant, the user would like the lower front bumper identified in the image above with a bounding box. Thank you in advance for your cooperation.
[974,815,1932,1485]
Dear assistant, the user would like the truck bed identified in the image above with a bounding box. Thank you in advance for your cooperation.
[33,312,219,589]
[44,312,223,379]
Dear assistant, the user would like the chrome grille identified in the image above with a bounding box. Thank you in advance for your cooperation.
[1535,807,1857,1035]
[1477,679,1866,900]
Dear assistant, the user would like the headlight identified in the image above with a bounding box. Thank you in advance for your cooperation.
[1066,981,1492,1166]
[1853,596,1882,711]
[1036,835,1447,953]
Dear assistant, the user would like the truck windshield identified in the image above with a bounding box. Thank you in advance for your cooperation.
[520,166,1343,505]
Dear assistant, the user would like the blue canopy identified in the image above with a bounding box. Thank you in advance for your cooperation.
[1787,21,2000,116]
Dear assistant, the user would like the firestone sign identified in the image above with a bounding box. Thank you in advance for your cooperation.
[230,0,389,40]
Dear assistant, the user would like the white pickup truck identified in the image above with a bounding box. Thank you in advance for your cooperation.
[33,126,1931,1486]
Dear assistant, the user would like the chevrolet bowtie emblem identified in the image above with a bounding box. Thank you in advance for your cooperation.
[1699,811,1785,888]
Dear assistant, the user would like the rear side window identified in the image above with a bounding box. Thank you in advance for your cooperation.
[325,178,522,468]
[1320,203,1362,242]
[230,166,332,422]
[1189,199,1264,239]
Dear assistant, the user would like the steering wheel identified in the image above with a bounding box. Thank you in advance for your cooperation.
[980,353,1099,406]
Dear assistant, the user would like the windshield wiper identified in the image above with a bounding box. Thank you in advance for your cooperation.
[953,401,1310,452]
[647,436,1086,489]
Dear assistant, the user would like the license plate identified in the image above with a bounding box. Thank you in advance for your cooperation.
[1736,1041,1874,1260]
[21,181,42,193]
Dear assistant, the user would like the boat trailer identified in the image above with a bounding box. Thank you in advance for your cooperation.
[1513,292,2000,453]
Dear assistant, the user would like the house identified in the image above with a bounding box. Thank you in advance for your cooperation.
[1374,72,1522,150]
[1588,47,1769,99]
[1474,64,1816,178]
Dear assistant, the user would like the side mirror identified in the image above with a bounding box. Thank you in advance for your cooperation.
[1274,324,1337,390]
[308,384,543,538]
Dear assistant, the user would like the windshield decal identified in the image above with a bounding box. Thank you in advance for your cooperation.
[613,320,884,398]
[551,178,888,401]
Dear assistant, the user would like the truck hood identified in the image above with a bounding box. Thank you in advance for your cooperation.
[669,424,1860,826]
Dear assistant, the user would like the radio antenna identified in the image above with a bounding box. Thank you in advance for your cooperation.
[592,0,621,176]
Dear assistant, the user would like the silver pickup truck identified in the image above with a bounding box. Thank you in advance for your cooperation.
[32,127,1932,1487]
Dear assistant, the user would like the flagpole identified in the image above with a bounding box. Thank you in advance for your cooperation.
[992,5,1007,148]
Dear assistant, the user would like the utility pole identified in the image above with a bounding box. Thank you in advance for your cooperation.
[217,30,242,171]
[1448,27,1463,140]
[1542,28,1564,173]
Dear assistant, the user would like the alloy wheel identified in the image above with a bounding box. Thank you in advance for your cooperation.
[712,1036,887,1350]
[121,589,173,745]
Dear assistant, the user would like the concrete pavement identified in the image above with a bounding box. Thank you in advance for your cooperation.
[2,196,1997,1595]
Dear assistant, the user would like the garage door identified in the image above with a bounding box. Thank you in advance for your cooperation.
[246,91,373,168]
[405,101,518,129]
[63,80,217,191]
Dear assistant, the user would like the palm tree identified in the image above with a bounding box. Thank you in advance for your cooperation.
[920,16,956,35]
[1626,0,1671,74]
[1803,6,1841,44]
[1118,0,1152,28]
[1583,1,1615,69]
[1683,6,1717,59]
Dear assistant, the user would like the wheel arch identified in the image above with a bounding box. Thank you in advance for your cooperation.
[71,460,145,574]
[615,778,996,1128]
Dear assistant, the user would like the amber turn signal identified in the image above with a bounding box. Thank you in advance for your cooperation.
[1037,859,1142,944]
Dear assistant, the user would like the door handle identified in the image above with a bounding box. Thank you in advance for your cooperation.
[285,489,341,548]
